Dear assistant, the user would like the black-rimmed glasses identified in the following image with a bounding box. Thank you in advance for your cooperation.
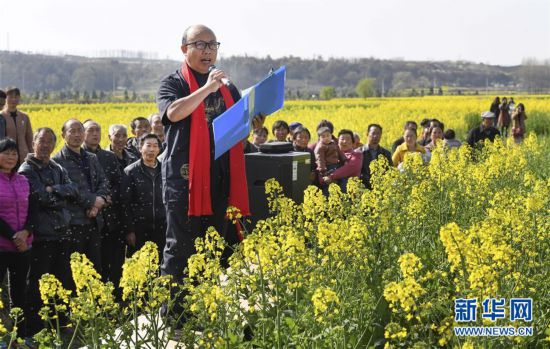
[185,41,221,50]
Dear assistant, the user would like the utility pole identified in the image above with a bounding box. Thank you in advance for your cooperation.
[381,78,385,98]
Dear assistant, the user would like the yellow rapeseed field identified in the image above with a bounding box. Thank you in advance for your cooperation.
[23,95,550,152]
[2,96,548,348]
[17,136,549,348]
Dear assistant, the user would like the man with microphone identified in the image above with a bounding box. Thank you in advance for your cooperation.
[157,24,263,322]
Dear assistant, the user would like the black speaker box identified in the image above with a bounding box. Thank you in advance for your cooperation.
[245,151,312,225]
[259,141,294,153]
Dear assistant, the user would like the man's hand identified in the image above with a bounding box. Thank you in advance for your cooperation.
[94,196,106,209]
[167,67,229,123]
[252,113,266,130]
[13,229,30,241]
[322,176,333,185]
[87,206,99,218]
[206,69,226,94]
[13,239,29,252]
[13,230,30,252]
[126,232,136,247]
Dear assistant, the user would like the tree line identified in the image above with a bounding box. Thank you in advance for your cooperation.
[1,51,549,102]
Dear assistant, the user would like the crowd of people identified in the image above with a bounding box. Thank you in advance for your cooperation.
[0,79,529,344]
[1,87,168,342]
[489,96,528,141]
[242,96,528,192]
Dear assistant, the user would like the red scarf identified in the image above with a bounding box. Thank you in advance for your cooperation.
[181,63,250,218]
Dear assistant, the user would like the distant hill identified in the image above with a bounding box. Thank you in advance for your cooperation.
[0,51,548,100]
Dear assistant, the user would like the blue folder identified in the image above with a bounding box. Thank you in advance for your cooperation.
[213,66,286,159]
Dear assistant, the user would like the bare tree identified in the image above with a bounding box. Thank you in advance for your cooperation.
[520,58,550,93]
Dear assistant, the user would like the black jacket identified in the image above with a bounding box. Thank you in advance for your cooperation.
[391,137,404,153]
[490,102,500,117]
[466,125,501,148]
[109,145,139,169]
[0,116,5,139]
[121,159,166,252]
[18,155,79,241]
[83,145,124,233]
[359,145,392,189]
[52,145,110,227]
[121,159,166,239]
[243,141,259,154]
[126,137,141,159]
[156,68,240,205]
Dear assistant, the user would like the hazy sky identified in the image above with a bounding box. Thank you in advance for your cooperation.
[1,0,549,66]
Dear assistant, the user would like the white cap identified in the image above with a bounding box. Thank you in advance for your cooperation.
[481,111,496,119]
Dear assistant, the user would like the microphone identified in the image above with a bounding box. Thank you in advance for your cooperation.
[208,65,232,86]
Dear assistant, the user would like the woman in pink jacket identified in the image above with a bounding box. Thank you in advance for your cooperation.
[0,138,33,321]
[321,129,363,192]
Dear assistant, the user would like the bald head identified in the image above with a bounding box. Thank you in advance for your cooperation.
[61,119,85,151]
[83,119,101,130]
[181,24,219,73]
[83,119,102,149]
[182,25,216,45]
[62,119,83,134]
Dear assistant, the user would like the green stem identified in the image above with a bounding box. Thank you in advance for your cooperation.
[133,293,139,348]
[275,282,281,349]
[449,229,469,292]
[66,319,81,349]
[7,313,19,348]
[54,303,62,348]
[255,250,268,344]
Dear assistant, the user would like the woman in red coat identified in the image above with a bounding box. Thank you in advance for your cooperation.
[321,129,363,193]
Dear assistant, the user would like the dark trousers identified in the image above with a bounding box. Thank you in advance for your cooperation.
[161,198,238,282]
[25,240,73,336]
[127,224,167,265]
[100,229,126,290]
[0,251,30,311]
[500,126,509,138]
[67,224,102,272]
[161,197,239,321]
[321,163,341,196]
